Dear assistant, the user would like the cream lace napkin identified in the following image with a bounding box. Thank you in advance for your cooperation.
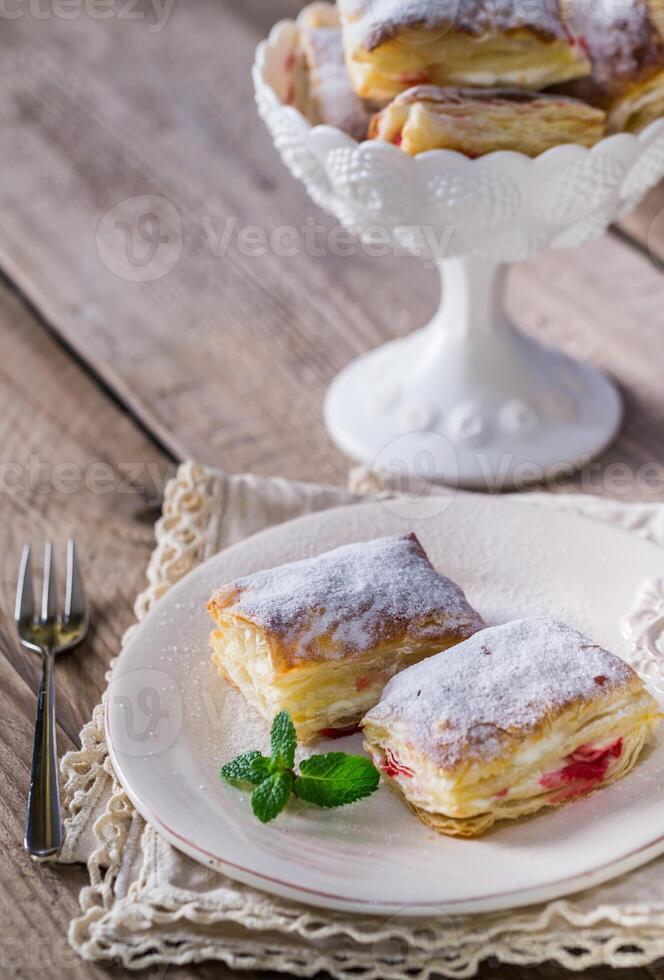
[60,462,664,976]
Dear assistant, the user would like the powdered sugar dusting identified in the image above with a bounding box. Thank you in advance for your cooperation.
[210,533,483,663]
[365,617,636,770]
[567,0,664,100]
[339,0,572,50]
[302,22,374,138]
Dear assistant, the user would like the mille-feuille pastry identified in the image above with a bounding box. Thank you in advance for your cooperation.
[362,617,661,837]
[369,84,606,155]
[299,3,375,140]
[338,0,591,103]
[208,533,484,742]
[556,0,664,133]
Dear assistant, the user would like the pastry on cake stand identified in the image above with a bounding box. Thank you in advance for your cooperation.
[253,4,664,488]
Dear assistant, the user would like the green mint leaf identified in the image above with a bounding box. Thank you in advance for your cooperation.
[220,750,271,786]
[293,753,380,808]
[270,710,297,771]
[251,771,293,823]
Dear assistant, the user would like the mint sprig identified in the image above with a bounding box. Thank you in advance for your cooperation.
[220,711,380,823]
[294,753,379,807]
[270,709,297,770]
[252,772,294,823]
[220,750,271,785]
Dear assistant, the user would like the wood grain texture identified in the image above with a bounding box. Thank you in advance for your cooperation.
[619,182,664,265]
[0,0,661,494]
[0,284,172,736]
[0,285,260,980]
[0,280,176,979]
[0,0,663,977]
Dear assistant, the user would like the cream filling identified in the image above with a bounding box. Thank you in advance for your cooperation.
[344,26,588,100]
[364,689,660,819]
[210,620,456,742]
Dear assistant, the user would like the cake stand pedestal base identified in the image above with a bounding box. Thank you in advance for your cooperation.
[324,259,622,489]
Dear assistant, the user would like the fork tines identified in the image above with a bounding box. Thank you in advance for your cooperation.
[15,540,88,639]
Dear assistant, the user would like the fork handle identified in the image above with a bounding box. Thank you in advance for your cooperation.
[25,651,62,859]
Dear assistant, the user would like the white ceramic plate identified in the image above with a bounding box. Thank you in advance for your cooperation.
[106,494,664,916]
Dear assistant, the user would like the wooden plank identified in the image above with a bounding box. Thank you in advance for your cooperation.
[509,238,664,497]
[0,280,164,977]
[0,0,662,493]
[618,182,664,266]
[0,284,171,740]
[0,0,353,483]
[0,282,256,977]
[0,655,115,980]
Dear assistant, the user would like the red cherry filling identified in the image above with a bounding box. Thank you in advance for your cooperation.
[540,738,623,798]
[317,723,361,739]
[399,70,430,86]
[382,749,414,778]
[355,675,372,692]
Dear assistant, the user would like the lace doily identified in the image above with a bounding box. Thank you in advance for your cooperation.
[60,462,664,975]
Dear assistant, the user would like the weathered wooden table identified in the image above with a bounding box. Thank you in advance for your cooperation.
[1,1,663,977]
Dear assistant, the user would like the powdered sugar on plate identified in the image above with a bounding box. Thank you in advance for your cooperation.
[365,617,636,770]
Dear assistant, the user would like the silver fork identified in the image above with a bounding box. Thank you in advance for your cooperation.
[15,541,89,859]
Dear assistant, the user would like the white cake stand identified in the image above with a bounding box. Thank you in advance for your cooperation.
[254,5,664,487]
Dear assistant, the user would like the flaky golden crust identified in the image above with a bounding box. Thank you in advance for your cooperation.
[210,626,464,742]
[383,718,652,837]
[208,533,483,674]
[340,0,578,50]
[339,0,591,101]
[362,618,662,836]
[557,0,664,131]
[298,3,374,139]
[208,533,483,741]
[369,84,606,155]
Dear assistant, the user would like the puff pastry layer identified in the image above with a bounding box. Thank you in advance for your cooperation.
[362,617,661,836]
[208,533,483,742]
[557,0,664,133]
[338,0,591,102]
[369,84,605,155]
[299,3,374,139]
